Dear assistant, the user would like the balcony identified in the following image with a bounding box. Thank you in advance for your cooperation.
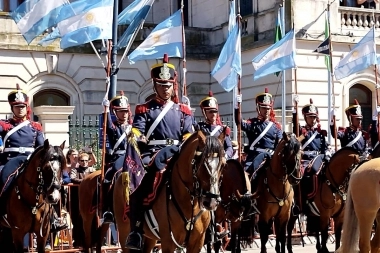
[339,6,380,36]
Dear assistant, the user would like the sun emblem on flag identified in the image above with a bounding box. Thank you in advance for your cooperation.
[263,94,271,104]
[352,51,359,58]
[119,97,128,107]
[85,12,94,23]
[159,64,171,80]
[153,34,161,43]
[15,91,25,102]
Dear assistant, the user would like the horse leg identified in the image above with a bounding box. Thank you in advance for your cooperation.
[274,217,288,253]
[96,223,109,253]
[11,230,26,253]
[82,214,95,253]
[333,217,343,251]
[258,220,269,253]
[206,242,212,253]
[36,234,49,253]
[214,239,222,253]
[318,220,330,253]
[370,211,380,252]
[286,215,297,253]
[357,210,377,253]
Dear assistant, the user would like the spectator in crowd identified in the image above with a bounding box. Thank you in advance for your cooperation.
[70,152,96,184]
[66,148,79,169]
[357,0,378,8]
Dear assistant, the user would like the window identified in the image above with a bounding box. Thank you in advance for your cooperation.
[349,84,372,130]
[177,0,188,26]
[240,0,253,17]
[33,90,69,107]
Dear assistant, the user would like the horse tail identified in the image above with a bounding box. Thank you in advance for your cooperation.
[336,184,359,252]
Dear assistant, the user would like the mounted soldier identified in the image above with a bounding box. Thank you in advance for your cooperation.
[330,99,369,157]
[196,91,233,159]
[102,91,137,224]
[292,98,330,211]
[125,54,194,250]
[0,84,67,232]
[235,88,282,176]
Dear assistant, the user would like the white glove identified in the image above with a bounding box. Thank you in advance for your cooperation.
[293,107,296,114]
[377,106,380,114]
[102,99,110,107]
[325,150,332,158]
[235,94,242,109]
[293,94,299,104]
[373,114,378,121]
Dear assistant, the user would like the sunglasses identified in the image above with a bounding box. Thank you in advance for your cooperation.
[79,160,88,162]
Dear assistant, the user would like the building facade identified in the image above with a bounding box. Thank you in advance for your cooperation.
[0,0,378,145]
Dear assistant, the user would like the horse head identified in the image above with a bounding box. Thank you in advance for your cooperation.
[185,130,226,211]
[271,132,302,185]
[34,140,67,204]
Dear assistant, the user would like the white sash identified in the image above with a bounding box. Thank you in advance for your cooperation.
[111,125,132,155]
[3,120,30,144]
[250,121,273,150]
[210,125,222,136]
[301,131,318,150]
[346,131,362,147]
[146,101,174,139]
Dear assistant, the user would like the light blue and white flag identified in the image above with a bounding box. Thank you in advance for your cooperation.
[59,2,113,49]
[334,27,377,80]
[118,0,152,25]
[39,0,113,46]
[128,9,183,64]
[211,0,241,92]
[252,29,296,81]
[11,0,68,44]
[117,0,154,50]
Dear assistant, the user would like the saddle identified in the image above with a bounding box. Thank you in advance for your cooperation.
[300,154,325,202]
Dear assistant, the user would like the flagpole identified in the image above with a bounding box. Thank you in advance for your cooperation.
[375,64,380,144]
[294,68,299,137]
[237,0,242,163]
[327,2,337,151]
[180,0,187,99]
[281,1,286,130]
[109,0,119,99]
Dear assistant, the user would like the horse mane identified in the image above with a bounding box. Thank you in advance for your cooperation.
[24,144,66,171]
[281,133,301,155]
[226,159,248,192]
[201,135,224,161]
[331,146,359,158]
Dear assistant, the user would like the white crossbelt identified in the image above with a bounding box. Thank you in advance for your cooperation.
[146,101,174,139]
[3,120,30,144]
[4,147,35,153]
[255,148,274,155]
[114,150,126,155]
[111,125,132,155]
[210,125,222,136]
[301,131,318,150]
[148,140,179,146]
[250,121,273,151]
[346,131,362,147]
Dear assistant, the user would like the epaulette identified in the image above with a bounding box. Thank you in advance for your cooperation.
[30,121,42,131]
[301,127,307,136]
[0,120,11,131]
[135,103,149,114]
[131,127,142,138]
[179,104,192,115]
[319,129,327,137]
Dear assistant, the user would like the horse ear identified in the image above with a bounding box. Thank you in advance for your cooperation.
[282,132,289,142]
[43,139,50,150]
[197,130,206,145]
[59,140,66,150]
[218,127,226,143]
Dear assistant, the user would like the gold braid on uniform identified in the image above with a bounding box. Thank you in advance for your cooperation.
[127,127,142,155]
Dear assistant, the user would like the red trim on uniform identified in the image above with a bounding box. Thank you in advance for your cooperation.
[143,172,163,205]
[225,126,231,136]
[179,104,192,115]
[30,121,42,131]
[0,121,11,131]
[135,104,148,114]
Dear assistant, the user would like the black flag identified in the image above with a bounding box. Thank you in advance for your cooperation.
[313,36,330,55]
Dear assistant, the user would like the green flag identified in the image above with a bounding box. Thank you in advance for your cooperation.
[274,8,282,76]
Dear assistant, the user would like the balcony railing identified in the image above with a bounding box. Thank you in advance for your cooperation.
[339,6,380,31]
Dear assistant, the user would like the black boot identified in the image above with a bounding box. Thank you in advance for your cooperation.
[50,210,68,233]
[102,182,114,224]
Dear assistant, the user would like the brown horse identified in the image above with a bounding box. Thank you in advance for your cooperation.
[286,147,360,253]
[1,140,66,253]
[114,130,226,253]
[78,170,107,253]
[253,132,302,253]
[205,159,254,253]
[336,157,380,253]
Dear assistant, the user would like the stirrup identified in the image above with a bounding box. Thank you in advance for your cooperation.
[125,231,143,250]
[102,211,114,224]
[51,218,68,233]
[252,199,261,215]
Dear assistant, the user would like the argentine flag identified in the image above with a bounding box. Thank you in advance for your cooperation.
[334,27,377,80]
[39,0,113,47]
[11,0,68,44]
[118,0,153,25]
[252,29,296,81]
[128,9,183,64]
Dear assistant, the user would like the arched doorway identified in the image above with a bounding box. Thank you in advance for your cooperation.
[33,89,70,120]
[349,84,371,130]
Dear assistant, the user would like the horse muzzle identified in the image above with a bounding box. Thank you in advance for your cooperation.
[200,192,221,211]
[46,188,61,204]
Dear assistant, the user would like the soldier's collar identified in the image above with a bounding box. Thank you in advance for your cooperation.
[350,126,360,132]
[11,116,27,123]
[257,115,269,122]
[154,97,171,105]
[305,125,315,131]
[205,119,217,125]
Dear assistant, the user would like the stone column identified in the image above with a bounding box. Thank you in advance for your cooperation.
[33,106,75,148]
